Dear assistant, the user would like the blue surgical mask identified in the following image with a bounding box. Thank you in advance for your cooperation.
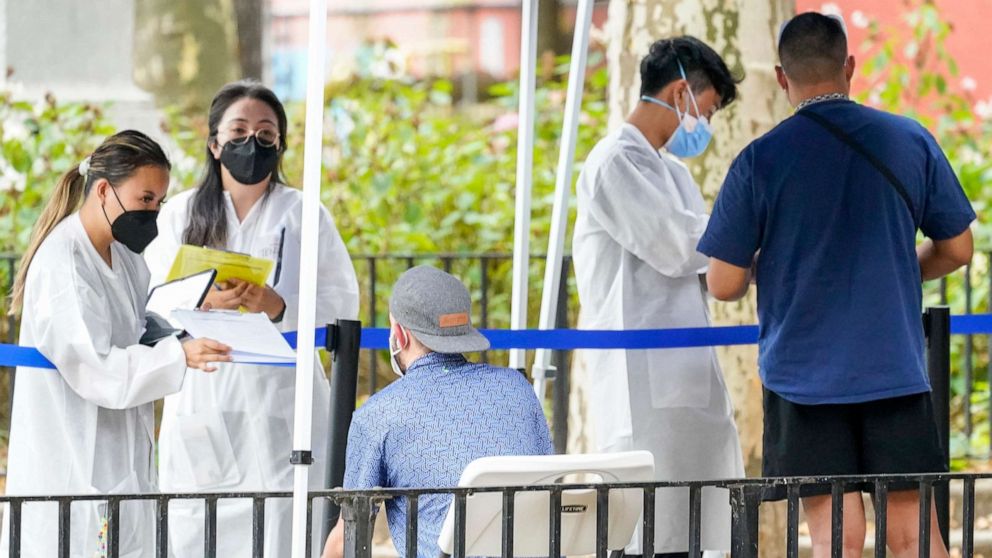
[640,62,714,158]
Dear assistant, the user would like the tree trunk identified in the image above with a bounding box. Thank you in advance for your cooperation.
[570,0,795,554]
[232,0,265,80]
[132,0,239,110]
[538,0,563,56]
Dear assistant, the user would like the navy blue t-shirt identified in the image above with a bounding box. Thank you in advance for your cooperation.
[697,100,975,404]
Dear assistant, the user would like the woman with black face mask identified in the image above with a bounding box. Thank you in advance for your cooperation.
[144,81,359,557]
[1,130,231,557]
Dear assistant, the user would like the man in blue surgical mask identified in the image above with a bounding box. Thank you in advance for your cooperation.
[572,36,742,557]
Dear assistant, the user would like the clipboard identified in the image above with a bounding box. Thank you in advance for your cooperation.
[146,269,218,329]
[166,245,274,286]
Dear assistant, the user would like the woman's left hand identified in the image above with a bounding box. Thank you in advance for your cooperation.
[230,279,286,321]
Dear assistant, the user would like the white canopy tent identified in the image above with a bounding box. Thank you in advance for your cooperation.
[287,0,594,554]
[289,0,329,556]
[508,0,539,373]
[531,0,596,397]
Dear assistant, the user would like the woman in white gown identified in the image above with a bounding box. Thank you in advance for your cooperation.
[144,81,360,557]
[1,130,230,558]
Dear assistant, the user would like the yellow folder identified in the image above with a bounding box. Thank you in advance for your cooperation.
[166,245,274,287]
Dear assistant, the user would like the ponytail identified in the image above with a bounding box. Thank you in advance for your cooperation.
[9,166,87,314]
[8,129,170,315]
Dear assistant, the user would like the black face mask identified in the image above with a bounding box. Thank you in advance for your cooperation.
[219,136,280,185]
[102,185,159,254]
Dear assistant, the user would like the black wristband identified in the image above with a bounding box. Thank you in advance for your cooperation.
[270,302,286,323]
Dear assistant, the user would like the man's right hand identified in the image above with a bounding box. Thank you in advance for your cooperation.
[202,281,249,310]
[182,338,232,372]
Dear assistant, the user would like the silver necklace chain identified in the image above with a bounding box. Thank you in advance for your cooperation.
[796,92,849,111]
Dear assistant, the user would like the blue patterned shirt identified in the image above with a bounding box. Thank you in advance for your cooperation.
[344,352,553,558]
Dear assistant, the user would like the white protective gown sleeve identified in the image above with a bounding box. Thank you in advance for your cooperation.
[32,263,186,408]
[588,149,710,278]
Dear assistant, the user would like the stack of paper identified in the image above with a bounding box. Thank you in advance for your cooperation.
[171,309,297,365]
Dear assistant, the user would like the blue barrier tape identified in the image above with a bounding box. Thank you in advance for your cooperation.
[6,313,992,370]
[0,345,55,369]
[344,326,761,351]
[950,313,992,335]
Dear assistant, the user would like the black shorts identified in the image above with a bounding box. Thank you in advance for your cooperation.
[762,388,947,497]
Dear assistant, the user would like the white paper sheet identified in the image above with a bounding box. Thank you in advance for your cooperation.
[171,309,297,364]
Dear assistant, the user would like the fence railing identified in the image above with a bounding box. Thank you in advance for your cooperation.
[944,260,992,459]
[329,474,989,558]
[1,473,984,558]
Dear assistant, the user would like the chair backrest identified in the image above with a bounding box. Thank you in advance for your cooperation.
[436,451,654,556]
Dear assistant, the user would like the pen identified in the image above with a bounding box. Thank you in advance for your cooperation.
[273,227,286,286]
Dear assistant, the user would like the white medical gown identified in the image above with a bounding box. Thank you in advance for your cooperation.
[1,213,187,557]
[144,184,359,557]
[572,124,744,553]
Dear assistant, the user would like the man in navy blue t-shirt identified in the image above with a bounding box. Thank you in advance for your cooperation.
[698,12,974,558]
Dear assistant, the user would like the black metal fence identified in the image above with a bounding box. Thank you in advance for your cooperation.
[1,474,985,558]
[941,259,992,460]
[0,490,297,558]
[329,474,989,558]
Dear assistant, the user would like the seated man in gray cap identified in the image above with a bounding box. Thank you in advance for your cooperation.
[322,265,552,558]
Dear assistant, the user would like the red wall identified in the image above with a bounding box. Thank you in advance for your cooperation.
[795,0,992,103]
[271,2,609,81]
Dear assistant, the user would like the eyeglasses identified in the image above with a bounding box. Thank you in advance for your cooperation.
[220,126,280,149]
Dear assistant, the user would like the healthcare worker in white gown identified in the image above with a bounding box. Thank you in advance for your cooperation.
[144,81,360,557]
[1,130,231,558]
[573,38,744,556]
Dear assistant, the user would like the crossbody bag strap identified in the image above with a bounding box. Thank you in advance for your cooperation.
[797,109,916,222]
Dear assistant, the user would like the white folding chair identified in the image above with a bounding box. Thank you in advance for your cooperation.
[437,451,654,557]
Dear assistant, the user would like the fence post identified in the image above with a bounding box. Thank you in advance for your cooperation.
[552,257,571,454]
[325,320,363,539]
[729,485,760,558]
[341,496,376,558]
[924,305,950,545]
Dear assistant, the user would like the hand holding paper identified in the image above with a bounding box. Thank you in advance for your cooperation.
[228,279,286,320]
[167,245,274,286]
[181,338,233,372]
[202,281,250,311]
[171,309,296,365]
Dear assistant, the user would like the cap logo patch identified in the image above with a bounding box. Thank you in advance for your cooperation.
[439,312,470,328]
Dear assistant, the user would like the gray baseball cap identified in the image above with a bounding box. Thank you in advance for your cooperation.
[389,265,490,353]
